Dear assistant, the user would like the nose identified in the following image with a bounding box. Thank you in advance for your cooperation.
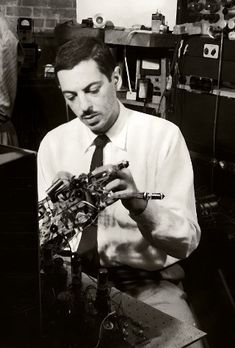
[78,92,91,113]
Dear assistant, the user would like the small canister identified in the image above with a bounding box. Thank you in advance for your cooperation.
[152,11,164,33]
[137,78,149,100]
[137,78,153,102]
[44,64,55,78]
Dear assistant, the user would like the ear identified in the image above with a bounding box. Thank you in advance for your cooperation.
[112,66,122,91]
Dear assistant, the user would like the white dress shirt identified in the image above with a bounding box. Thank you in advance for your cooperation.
[37,101,201,271]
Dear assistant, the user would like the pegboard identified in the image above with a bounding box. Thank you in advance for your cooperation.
[82,273,206,348]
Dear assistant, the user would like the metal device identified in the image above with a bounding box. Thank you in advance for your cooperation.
[39,160,164,255]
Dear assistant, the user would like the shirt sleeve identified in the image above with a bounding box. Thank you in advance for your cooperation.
[130,127,201,260]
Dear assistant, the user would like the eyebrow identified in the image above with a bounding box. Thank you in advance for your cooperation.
[62,81,101,95]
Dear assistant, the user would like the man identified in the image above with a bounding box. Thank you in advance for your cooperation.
[0,14,19,146]
[37,37,201,328]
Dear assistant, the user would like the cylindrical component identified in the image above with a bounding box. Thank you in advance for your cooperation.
[203,13,220,23]
[188,12,203,22]
[222,0,235,8]
[200,78,213,92]
[205,0,221,13]
[71,252,82,287]
[97,267,109,287]
[148,193,165,200]
[224,9,235,19]
[137,78,152,101]
[95,268,110,317]
[187,1,200,11]
[46,178,65,202]
[195,2,205,11]
[188,1,204,12]
[228,17,235,29]
[137,78,148,99]
[178,75,187,85]
[228,30,235,39]
[189,76,201,90]
[53,257,68,292]
[152,11,164,33]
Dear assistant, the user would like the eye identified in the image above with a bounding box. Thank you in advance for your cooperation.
[88,88,99,94]
[86,83,101,94]
[65,94,76,102]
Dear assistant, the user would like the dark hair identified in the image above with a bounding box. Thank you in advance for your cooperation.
[55,37,116,81]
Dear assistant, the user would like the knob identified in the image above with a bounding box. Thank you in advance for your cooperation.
[203,13,220,23]
[50,223,58,233]
[205,1,221,13]
[222,0,235,8]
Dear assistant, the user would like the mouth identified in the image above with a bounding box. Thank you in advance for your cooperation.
[82,113,101,127]
[82,112,99,120]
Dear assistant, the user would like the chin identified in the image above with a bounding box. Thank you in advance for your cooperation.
[90,122,109,134]
[88,124,104,134]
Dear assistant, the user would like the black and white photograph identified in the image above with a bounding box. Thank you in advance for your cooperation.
[1,1,234,347]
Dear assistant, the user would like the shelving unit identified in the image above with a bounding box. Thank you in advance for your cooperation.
[104,29,178,117]
[167,34,235,348]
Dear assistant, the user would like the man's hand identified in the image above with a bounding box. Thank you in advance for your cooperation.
[91,164,148,215]
[52,171,73,183]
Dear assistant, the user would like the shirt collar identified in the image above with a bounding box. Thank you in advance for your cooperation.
[82,100,129,153]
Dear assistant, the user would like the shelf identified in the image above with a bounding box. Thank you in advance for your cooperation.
[178,84,235,99]
[120,98,158,109]
[104,29,178,48]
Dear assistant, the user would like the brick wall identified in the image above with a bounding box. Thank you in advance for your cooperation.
[0,0,77,33]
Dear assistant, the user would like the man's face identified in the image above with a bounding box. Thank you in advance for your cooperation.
[57,59,120,134]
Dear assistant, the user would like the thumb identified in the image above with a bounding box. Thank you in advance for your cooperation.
[46,171,74,202]
[53,171,73,183]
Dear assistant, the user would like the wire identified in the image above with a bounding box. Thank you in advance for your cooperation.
[86,274,98,284]
[211,31,224,192]
[157,38,184,118]
[124,46,132,93]
[123,29,154,94]
[156,90,166,116]
[126,29,152,43]
[93,311,116,348]
[123,30,143,94]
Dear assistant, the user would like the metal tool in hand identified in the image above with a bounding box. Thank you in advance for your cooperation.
[38,160,164,254]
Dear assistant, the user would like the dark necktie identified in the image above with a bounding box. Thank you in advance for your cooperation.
[77,134,110,276]
[90,134,110,171]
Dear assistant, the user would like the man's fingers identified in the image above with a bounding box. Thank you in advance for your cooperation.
[91,164,116,177]
[105,178,126,192]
